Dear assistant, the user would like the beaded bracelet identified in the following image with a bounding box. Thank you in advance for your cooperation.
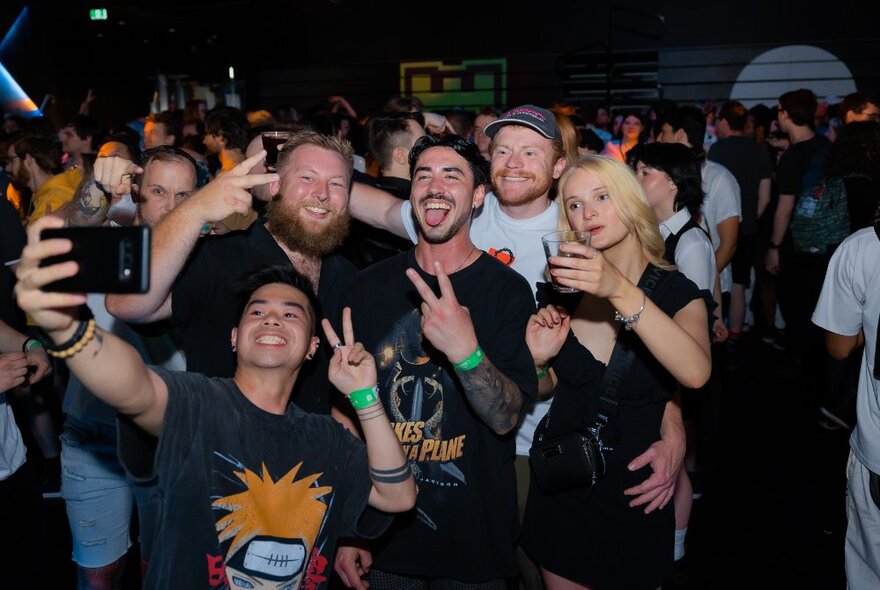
[613,290,647,331]
[348,386,380,410]
[44,306,97,358]
[453,346,484,372]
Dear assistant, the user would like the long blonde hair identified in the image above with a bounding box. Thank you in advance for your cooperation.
[555,154,671,269]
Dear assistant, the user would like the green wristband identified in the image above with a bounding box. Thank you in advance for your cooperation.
[536,365,549,380]
[22,338,43,353]
[453,346,484,372]
[348,386,380,410]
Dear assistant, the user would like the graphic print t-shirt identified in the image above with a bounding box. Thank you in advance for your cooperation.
[119,369,370,590]
[349,249,537,581]
[400,194,559,456]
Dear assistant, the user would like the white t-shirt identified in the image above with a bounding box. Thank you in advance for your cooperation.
[660,209,716,292]
[0,398,25,480]
[401,193,557,455]
[700,160,741,293]
[812,228,880,473]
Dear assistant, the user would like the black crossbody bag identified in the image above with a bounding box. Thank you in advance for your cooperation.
[530,266,667,495]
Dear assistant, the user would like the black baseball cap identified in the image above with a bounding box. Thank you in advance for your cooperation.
[484,105,559,139]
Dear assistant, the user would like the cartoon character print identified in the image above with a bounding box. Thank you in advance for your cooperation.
[209,462,333,590]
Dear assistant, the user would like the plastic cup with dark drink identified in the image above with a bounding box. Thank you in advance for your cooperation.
[542,230,591,293]
[261,131,292,170]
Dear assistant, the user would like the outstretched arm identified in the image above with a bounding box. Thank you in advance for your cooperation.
[324,309,416,513]
[349,182,409,238]
[15,216,169,434]
[106,151,278,323]
[407,263,524,434]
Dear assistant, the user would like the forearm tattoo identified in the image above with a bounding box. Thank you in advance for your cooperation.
[356,401,386,422]
[76,178,108,217]
[370,462,413,484]
[90,328,104,358]
[456,358,523,432]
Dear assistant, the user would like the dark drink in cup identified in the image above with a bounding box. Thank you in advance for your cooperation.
[262,131,292,169]
[541,230,591,293]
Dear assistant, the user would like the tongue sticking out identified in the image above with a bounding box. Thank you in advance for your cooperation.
[425,208,449,227]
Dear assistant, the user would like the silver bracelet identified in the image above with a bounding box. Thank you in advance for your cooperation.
[613,290,646,331]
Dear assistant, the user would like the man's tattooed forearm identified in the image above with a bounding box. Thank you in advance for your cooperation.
[457,360,523,433]
[76,179,108,217]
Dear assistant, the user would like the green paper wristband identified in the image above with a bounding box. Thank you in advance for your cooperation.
[23,338,43,352]
[454,346,484,372]
[536,365,549,380]
[348,386,380,410]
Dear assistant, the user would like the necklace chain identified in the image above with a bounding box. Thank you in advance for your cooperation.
[453,246,477,273]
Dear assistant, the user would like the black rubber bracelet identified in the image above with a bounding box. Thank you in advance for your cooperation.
[43,305,95,353]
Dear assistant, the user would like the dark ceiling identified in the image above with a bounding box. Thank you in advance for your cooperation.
[2,0,878,125]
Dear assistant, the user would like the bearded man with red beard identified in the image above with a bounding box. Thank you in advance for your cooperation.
[107,130,358,414]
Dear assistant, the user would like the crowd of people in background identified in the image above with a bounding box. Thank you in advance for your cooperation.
[1,87,879,590]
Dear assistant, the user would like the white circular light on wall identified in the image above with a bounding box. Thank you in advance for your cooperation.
[730,45,856,108]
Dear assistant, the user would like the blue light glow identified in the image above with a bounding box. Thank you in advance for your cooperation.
[0,7,42,117]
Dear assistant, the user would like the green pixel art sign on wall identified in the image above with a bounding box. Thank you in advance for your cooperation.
[400,59,507,111]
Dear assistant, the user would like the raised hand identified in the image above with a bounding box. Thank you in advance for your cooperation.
[186,150,277,225]
[405,261,479,364]
[423,112,456,135]
[322,307,377,396]
[526,305,570,367]
[95,155,143,197]
[547,242,627,300]
[14,217,88,337]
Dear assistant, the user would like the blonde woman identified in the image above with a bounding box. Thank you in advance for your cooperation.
[520,155,711,589]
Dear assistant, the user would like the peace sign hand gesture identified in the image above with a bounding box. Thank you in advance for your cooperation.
[322,307,377,396]
[405,262,479,364]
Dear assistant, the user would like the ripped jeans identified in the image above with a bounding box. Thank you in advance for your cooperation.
[60,418,134,568]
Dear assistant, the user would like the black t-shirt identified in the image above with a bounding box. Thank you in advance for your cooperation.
[172,222,356,413]
[776,134,831,198]
[708,136,773,235]
[844,176,880,231]
[118,368,371,590]
[0,198,25,327]
[349,249,537,582]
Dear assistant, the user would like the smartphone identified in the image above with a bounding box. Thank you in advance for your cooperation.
[39,226,150,293]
